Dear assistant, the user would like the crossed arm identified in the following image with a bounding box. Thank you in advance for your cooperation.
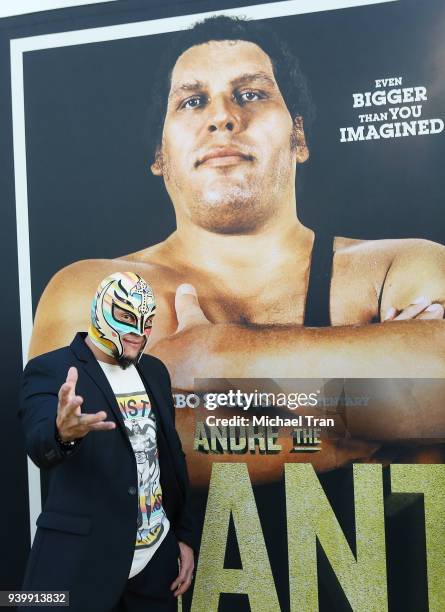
[150,244,445,443]
[153,316,445,384]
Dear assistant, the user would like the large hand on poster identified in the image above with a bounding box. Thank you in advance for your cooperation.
[383,295,444,321]
[56,366,116,442]
[150,283,213,390]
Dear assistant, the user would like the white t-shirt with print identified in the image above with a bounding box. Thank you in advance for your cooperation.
[97,360,170,578]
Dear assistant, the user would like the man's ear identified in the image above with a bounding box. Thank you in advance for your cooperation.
[150,146,163,176]
[293,116,309,164]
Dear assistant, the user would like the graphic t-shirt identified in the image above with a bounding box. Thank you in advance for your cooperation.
[97,360,170,578]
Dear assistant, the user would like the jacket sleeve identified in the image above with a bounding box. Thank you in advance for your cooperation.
[159,361,199,554]
[19,358,82,470]
[171,440,199,554]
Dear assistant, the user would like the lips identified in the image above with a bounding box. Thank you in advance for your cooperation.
[123,338,142,347]
[196,147,254,167]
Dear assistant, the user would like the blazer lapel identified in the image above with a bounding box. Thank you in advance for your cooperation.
[136,362,184,498]
[69,333,132,452]
[136,363,176,445]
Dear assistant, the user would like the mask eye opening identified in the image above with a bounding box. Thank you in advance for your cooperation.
[112,302,138,329]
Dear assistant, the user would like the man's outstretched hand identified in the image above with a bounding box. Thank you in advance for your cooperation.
[170,540,195,597]
[56,366,116,442]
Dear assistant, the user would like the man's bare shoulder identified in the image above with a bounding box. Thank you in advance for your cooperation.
[331,236,445,323]
[29,252,182,358]
[335,235,444,257]
[335,235,444,279]
[46,250,184,298]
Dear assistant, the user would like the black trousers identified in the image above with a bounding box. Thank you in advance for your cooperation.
[111,529,179,612]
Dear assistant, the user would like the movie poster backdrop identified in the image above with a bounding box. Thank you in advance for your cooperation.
[6,0,445,609]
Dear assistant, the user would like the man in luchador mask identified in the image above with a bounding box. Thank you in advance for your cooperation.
[19,271,195,612]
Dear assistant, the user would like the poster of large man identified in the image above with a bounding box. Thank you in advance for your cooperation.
[4,0,445,610]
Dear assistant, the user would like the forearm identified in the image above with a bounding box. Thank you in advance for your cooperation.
[154,320,445,384]
[207,319,445,378]
[153,320,445,443]
[208,320,445,442]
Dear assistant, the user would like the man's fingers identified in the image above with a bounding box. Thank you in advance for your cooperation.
[66,366,78,386]
[393,296,431,320]
[78,411,110,428]
[383,306,396,321]
[63,367,78,396]
[170,566,187,592]
[83,410,116,431]
[173,572,194,597]
[62,395,84,417]
[170,576,182,592]
[416,303,444,320]
[383,297,444,322]
[170,571,193,597]
[175,284,210,333]
[173,580,192,597]
[60,411,116,440]
[170,542,194,596]
[87,420,116,432]
[58,382,72,403]
[58,367,79,403]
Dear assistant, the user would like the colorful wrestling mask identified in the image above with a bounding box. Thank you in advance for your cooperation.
[88,272,156,360]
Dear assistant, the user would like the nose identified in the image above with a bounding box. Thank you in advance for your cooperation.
[207,95,241,134]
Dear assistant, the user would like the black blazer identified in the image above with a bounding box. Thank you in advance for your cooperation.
[19,332,196,612]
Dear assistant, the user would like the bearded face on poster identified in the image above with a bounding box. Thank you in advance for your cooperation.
[28,15,445,485]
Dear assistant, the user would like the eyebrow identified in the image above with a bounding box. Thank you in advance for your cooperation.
[169,80,206,100]
[231,72,277,89]
[169,71,277,100]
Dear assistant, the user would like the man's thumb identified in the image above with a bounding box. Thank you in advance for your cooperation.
[175,284,210,332]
